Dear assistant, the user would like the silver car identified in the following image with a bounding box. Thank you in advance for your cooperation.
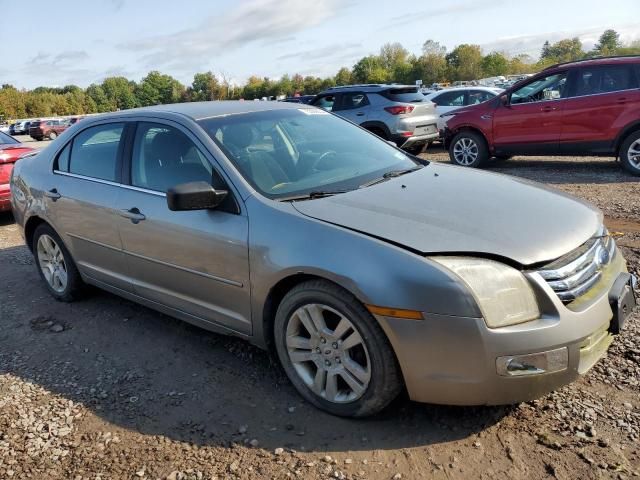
[311,84,439,153]
[11,101,637,417]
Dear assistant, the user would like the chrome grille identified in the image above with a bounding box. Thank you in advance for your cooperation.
[536,229,616,302]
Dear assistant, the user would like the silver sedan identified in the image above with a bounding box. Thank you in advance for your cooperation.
[10,101,637,417]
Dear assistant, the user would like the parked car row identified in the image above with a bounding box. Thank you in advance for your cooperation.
[5,116,85,140]
[0,132,37,212]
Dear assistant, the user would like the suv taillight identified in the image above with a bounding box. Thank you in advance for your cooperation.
[384,105,415,115]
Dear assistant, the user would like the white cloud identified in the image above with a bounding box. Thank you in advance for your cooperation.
[481,24,640,58]
[120,0,350,73]
[388,0,506,27]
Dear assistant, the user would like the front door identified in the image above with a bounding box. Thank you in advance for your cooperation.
[492,72,568,155]
[45,122,131,291]
[115,121,252,334]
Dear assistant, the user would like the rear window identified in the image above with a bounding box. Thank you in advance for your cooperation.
[67,123,124,182]
[31,121,42,127]
[381,87,425,103]
[0,131,19,144]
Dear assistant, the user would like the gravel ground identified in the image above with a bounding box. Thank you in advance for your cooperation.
[0,148,639,480]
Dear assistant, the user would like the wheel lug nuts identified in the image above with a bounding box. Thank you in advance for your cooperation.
[325,360,331,367]
[335,357,341,364]
[332,342,338,349]
[320,338,326,344]
[315,348,321,353]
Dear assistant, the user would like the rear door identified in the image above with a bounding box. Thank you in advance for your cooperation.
[45,121,131,291]
[492,72,568,155]
[560,64,639,154]
[115,120,252,334]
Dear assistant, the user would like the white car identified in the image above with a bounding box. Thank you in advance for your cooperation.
[424,87,503,132]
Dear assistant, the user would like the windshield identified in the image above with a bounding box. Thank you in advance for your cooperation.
[0,131,19,145]
[197,108,419,200]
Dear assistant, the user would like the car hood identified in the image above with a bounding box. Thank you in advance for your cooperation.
[292,163,602,266]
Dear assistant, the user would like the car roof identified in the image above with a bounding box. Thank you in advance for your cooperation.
[544,55,640,71]
[85,100,308,122]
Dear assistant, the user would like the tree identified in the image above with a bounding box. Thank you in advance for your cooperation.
[334,67,352,86]
[191,72,220,101]
[86,84,111,112]
[379,42,409,71]
[422,40,446,57]
[410,54,448,86]
[102,76,137,110]
[446,44,483,80]
[481,52,509,77]
[594,29,622,56]
[541,38,584,63]
[135,71,185,106]
[541,41,552,59]
[352,56,389,83]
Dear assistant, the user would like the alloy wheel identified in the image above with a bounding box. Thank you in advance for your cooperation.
[453,137,479,165]
[285,303,371,403]
[37,234,68,293]
[628,140,640,170]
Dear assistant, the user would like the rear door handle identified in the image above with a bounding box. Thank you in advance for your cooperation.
[44,188,61,201]
[541,106,557,112]
[120,207,146,224]
[356,112,365,116]
[616,97,627,104]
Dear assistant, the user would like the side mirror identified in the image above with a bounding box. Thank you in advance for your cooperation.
[167,181,228,211]
[500,95,510,107]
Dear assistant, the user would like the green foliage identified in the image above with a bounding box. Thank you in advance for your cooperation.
[2,29,637,121]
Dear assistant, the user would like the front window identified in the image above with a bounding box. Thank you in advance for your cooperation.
[510,73,568,104]
[198,109,420,200]
[311,95,336,112]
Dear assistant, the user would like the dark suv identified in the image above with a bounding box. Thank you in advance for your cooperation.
[29,119,69,141]
[443,56,640,175]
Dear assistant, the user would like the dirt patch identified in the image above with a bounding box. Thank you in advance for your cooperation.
[1,150,640,480]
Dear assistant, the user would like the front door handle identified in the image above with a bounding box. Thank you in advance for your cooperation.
[44,188,61,201]
[356,112,365,116]
[120,207,146,224]
[616,97,627,104]
[541,106,557,112]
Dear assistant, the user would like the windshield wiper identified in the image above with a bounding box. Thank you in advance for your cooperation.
[359,165,423,188]
[279,190,350,202]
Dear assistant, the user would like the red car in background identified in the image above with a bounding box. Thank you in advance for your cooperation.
[443,56,640,175]
[29,119,69,141]
[0,132,37,212]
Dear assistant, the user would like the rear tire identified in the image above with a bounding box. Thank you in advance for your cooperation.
[33,224,84,302]
[49,131,57,140]
[449,131,489,168]
[620,130,640,176]
[274,280,403,417]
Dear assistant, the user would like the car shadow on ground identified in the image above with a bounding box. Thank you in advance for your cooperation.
[0,212,15,226]
[0,243,509,453]
[423,145,639,185]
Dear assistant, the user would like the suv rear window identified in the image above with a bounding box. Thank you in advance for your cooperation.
[574,65,637,97]
[381,87,425,103]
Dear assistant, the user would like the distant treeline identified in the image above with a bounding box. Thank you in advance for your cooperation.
[1,29,638,120]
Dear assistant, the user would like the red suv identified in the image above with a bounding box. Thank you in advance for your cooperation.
[29,119,69,141]
[443,56,640,175]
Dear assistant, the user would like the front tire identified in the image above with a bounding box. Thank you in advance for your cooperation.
[33,224,84,302]
[49,131,57,140]
[274,280,402,417]
[620,131,640,176]
[449,131,489,167]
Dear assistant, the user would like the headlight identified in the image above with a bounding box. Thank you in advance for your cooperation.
[430,257,539,328]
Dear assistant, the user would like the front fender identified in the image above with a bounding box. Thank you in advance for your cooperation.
[246,196,481,345]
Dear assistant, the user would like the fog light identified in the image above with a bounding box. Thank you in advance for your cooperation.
[496,347,568,377]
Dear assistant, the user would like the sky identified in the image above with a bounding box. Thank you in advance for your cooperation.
[1,0,638,89]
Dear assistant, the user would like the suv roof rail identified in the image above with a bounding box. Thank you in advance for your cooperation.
[543,54,640,71]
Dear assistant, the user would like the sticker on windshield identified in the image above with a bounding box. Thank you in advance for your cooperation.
[298,109,329,115]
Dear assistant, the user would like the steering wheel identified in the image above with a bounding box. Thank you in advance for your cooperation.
[311,150,338,171]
